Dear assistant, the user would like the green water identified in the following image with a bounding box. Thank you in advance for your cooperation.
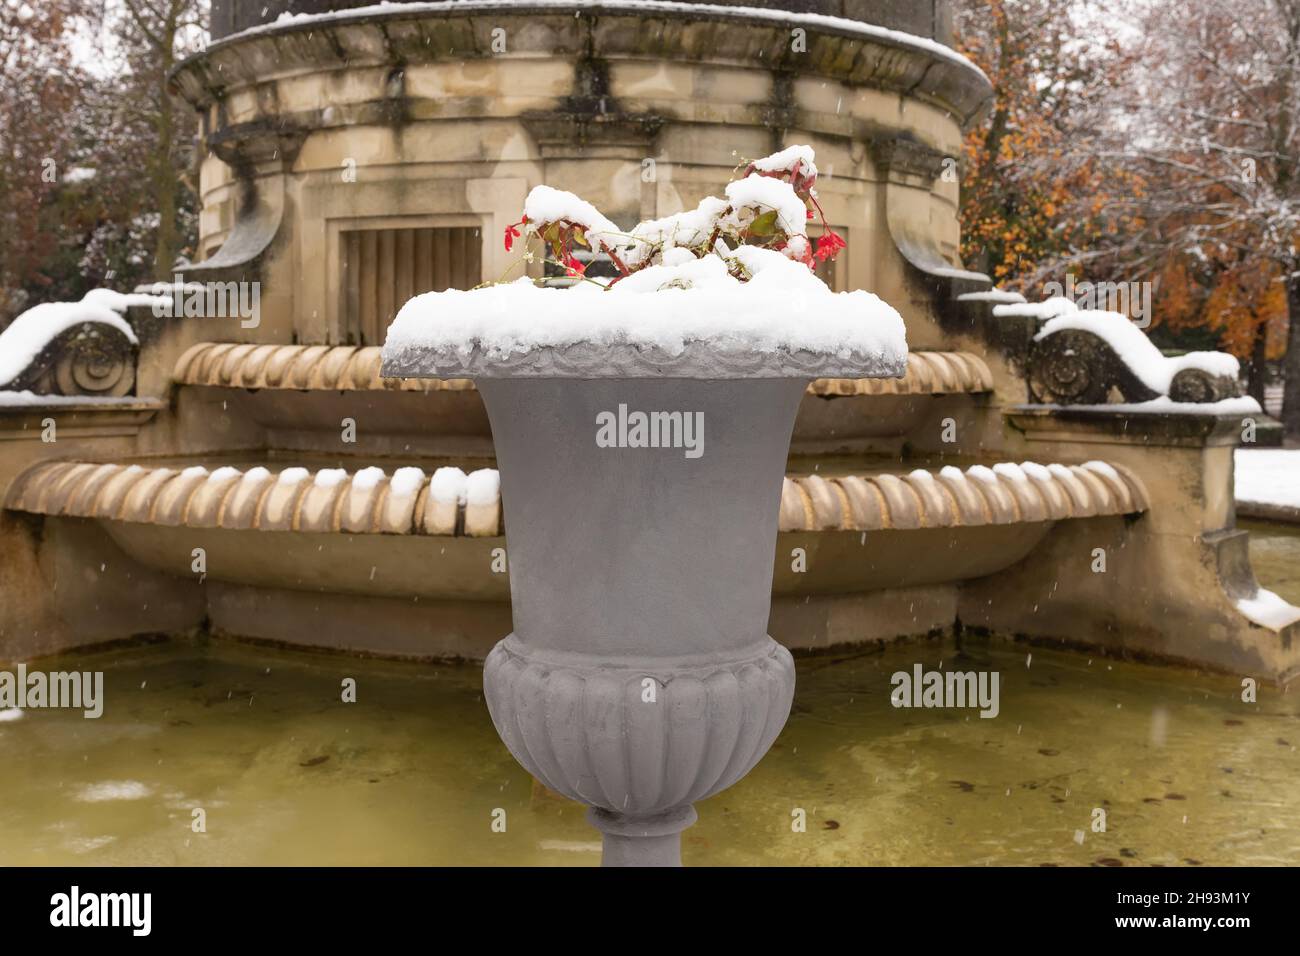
[1,525,1297,867]
[3,638,1298,867]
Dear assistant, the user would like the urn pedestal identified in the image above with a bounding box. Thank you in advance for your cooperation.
[384,340,898,865]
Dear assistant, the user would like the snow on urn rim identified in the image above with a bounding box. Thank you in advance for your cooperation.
[381,146,909,380]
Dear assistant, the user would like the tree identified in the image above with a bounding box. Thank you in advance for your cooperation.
[116,0,205,281]
[954,0,1141,292]
[0,0,92,322]
[0,0,206,328]
[1098,0,1300,433]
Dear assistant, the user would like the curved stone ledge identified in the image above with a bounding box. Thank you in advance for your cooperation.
[483,633,795,815]
[4,462,502,537]
[6,458,1146,536]
[174,2,992,127]
[808,350,992,396]
[175,342,989,395]
[172,343,473,392]
[777,461,1148,531]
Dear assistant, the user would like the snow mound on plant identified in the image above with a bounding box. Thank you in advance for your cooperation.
[524,185,622,246]
[0,288,167,389]
[1035,309,1238,394]
[749,145,818,178]
[384,246,907,366]
[523,175,811,270]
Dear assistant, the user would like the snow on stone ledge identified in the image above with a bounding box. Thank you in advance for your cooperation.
[994,296,1077,320]
[957,289,1026,305]
[1235,588,1300,630]
[1037,396,1262,416]
[0,390,153,409]
[382,246,908,379]
[1034,310,1239,395]
[0,289,166,389]
[241,1,988,85]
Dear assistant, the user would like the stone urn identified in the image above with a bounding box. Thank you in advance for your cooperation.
[382,144,904,865]
[384,334,902,865]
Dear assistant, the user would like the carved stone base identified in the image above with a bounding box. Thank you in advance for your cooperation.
[483,634,795,865]
[588,806,698,867]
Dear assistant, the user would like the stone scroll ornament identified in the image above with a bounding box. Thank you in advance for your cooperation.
[382,145,909,866]
[1024,307,1243,406]
[0,290,165,398]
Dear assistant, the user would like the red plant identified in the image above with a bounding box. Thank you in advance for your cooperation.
[503,217,527,252]
[506,150,846,284]
[816,230,846,262]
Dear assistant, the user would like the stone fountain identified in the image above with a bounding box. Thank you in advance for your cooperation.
[1,0,1297,869]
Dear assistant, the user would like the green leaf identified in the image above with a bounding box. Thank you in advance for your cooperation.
[747,209,780,236]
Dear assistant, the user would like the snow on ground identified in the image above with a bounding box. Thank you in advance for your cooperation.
[1235,449,1300,513]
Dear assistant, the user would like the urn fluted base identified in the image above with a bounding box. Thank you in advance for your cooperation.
[483,634,796,866]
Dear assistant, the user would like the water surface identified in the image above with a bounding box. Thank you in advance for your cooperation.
[2,633,1296,866]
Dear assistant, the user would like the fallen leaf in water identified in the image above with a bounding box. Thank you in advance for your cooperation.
[300,755,330,767]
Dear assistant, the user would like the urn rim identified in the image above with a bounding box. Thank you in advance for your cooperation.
[380,339,907,380]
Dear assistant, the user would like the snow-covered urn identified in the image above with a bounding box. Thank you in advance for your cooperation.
[382,147,907,866]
